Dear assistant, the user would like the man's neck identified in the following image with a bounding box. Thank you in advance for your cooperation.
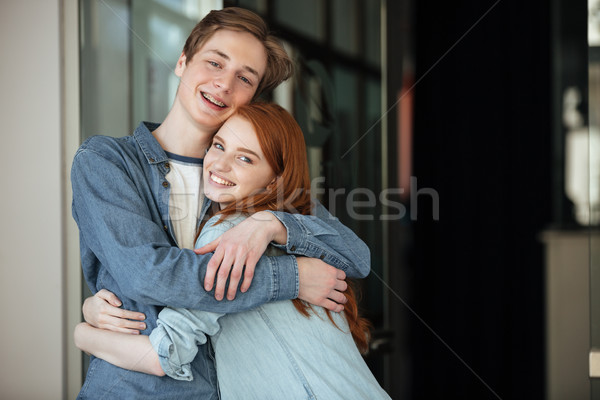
[153,107,215,158]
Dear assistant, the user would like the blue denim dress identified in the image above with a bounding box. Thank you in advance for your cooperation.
[149,215,390,400]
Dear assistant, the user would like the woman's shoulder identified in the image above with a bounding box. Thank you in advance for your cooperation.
[204,213,248,230]
[196,213,249,248]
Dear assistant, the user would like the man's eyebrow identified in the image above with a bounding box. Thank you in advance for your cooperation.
[207,49,260,78]
[208,49,230,61]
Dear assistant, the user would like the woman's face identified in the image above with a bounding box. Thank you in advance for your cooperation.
[203,115,276,208]
[174,29,267,133]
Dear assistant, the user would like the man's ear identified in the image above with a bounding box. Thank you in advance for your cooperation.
[175,52,187,77]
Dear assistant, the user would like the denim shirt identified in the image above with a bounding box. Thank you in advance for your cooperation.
[71,122,371,399]
[149,215,390,400]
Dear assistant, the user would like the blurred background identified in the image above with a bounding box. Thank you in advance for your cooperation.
[2,0,599,398]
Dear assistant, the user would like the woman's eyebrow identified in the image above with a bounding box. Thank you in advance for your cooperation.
[213,134,226,144]
[206,49,260,78]
[236,147,261,160]
[214,134,260,159]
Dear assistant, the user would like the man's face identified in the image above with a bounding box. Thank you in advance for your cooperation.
[174,29,267,132]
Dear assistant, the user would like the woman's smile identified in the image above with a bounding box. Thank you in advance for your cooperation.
[203,114,276,208]
[208,171,236,187]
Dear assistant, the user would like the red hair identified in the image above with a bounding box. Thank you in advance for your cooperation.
[216,102,371,353]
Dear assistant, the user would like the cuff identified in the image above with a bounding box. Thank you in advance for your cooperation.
[267,254,299,300]
[149,324,194,381]
[267,211,307,254]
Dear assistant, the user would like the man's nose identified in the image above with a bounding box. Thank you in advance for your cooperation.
[214,71,234,93]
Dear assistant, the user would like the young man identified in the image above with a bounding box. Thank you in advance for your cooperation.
[71,7,370,399]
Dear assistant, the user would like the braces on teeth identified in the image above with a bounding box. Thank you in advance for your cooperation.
[203,92,225,107]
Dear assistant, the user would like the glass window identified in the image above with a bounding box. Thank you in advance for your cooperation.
[332,0,358,55]
[273,0,325,42]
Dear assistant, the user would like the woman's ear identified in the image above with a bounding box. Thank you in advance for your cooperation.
[267,176,280,190]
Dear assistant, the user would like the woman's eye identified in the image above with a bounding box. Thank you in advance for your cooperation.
[239,156,252,164]
[214,143,224,151]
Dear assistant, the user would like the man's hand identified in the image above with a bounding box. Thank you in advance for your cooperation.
[82,289,146,334]
[195,211,287,301]
[297,257,348,312]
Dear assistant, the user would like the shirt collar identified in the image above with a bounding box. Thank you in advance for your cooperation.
[133,121,168,165]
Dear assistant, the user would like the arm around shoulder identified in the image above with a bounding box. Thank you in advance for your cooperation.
[269,199,371,278]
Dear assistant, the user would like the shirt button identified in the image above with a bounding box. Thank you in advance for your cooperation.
[290,245,296,251]
[149,158,155,163]
[162,181,169,188]
[163,225,168,231]
[164,162,170,169]
[319,253,325,260]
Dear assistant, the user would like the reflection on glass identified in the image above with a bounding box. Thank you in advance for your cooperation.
[590,0,600,46]
[589,2,600,398]
[364,0,382,67]
[590,63,600,225]
[80,0,130,140]
[332,0,358,55]
[274,0,325,42]
[564,86,598,225]
[236,0,267,14]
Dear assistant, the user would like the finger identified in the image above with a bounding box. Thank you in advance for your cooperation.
[334,279,348,292]
[99,315,147,334]
[319,299,344,313]
[111,306,146,321]
[226,256,245,300]
[215,252,235,301]
[96,289,122,307]
[102,325,142,335]
[204,246,225,291]
[195,237,220,255]
[335,269,346,280]
[327,290,348,305]
[240,251,259,292]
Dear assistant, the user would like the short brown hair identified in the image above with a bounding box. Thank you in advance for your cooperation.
[182,7,294,98]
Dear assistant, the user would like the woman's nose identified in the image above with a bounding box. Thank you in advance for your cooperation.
[212,154,232,171]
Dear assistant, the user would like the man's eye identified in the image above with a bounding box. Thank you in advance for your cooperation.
[239,76,251,85]
[209,61,221,68]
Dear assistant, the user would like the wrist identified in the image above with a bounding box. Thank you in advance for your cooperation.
[260,211,287,244]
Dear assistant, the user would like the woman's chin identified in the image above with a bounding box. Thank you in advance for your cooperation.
[205,192,236,209]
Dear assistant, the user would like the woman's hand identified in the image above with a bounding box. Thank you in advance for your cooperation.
[82,289,146,334]
[195,211,286,301]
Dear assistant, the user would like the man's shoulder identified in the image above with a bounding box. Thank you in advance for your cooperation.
[75,122,163,166]
[72,135,142,173]
[78,134,135,156]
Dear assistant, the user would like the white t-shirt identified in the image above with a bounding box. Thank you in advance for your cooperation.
[164,152,204,250]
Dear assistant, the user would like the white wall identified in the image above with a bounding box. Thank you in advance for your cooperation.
[0,0,71,398]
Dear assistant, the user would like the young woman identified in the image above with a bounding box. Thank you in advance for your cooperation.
[75,103,390,400]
